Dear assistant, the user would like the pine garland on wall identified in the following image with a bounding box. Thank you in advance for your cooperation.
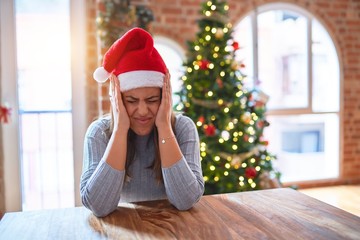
[96,0,154,49]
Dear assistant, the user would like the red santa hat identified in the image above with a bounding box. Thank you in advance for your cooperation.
[93,27,167,92]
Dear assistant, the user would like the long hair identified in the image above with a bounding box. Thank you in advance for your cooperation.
[106,106,176,183]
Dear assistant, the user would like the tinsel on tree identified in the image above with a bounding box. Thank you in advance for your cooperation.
[175,0,281,194]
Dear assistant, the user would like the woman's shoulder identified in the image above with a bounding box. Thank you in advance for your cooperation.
[85,115,111,138]
[175,113,196,128]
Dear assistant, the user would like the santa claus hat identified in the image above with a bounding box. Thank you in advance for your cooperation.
[93,27,167,92]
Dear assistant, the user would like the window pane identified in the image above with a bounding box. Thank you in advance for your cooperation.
[16,0,74,211]
[312,20,340,112]
[264,114,339,182]
[258,10,308,109]
[16,0,71,111]
[233,16,254,89]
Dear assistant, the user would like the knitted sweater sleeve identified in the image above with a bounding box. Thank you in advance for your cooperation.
[80,119,125,217]
[162,115,205,210]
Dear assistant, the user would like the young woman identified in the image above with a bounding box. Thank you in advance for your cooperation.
[80,28,204,217]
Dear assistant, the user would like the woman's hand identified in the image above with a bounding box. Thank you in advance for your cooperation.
[155,71,172,129]
[109,74,130,132]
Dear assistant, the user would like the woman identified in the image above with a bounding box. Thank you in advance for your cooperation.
[80,28,204,217]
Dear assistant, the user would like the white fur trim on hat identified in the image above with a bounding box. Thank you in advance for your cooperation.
[118,70,164,92]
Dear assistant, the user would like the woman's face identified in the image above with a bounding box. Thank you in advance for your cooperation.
[123,87,161,135]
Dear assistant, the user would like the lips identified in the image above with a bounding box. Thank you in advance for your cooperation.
[135,117,152,125]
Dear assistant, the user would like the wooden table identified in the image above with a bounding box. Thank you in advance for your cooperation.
[1,188,359,239]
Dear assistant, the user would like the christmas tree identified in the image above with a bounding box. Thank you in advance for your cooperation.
[175,0,281,194]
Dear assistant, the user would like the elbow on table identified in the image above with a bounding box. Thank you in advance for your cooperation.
[90,207,115,218]
[171,193,203,211]
[173,202,194,211]
[81,194,116,218]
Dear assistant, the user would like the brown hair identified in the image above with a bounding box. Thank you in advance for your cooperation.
[106,108,176,183]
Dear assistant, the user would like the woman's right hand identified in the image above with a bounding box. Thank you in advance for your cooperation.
[109,74,130,132]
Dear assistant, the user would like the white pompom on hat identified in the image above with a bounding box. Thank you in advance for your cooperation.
[93,27,167,92]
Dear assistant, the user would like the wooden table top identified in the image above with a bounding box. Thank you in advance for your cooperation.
[1,188,359,240]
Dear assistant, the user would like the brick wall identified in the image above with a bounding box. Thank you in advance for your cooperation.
[85,0,360,187]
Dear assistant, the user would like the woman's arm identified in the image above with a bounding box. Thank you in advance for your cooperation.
[156,72,204,210]
[80,120,126,217]
[80,75,130,217]
[160,116,204,210]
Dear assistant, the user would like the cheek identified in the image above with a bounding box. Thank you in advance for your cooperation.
[151,104,161,115]
[124,104,135,116]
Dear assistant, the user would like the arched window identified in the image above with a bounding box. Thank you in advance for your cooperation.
[154,37,185,105]
[234,3,340,183]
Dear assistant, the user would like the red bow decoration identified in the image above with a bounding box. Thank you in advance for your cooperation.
[0,105,11,124]
[198,59,210,70]
[232,41,240,51]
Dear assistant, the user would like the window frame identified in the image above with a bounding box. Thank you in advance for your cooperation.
[0,0,87,211]
[234,2,343,183]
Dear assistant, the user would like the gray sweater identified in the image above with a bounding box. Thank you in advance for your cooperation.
[80,114,204,217]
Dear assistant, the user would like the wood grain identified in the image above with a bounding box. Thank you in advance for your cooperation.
[299,185,360,217]
[0,188,359,239]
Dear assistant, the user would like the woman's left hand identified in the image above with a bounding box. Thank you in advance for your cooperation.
[155,70,172,129]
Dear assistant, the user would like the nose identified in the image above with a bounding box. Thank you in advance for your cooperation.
[137,101,149,116]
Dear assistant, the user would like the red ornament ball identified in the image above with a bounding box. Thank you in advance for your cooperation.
[245,167,257,179]
[204,124,216,136]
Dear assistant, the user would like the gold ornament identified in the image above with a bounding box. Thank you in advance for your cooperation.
[215,28,224,39]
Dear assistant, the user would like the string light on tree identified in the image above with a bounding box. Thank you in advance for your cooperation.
[175,0,281,194]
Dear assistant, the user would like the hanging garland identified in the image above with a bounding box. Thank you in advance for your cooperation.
[0,104,11,124]
[96,0,154,49]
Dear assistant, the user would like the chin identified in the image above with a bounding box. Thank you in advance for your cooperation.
[132,126,153,136]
